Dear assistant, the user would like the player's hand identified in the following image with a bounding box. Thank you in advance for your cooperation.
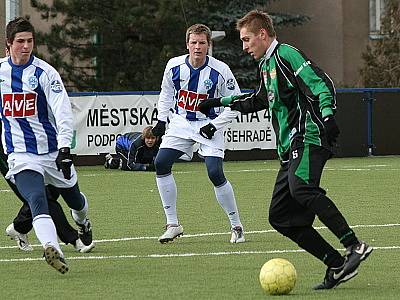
[56,147,73,180]
[152,121,166,137]
[198,98,222,115]
[323,115,340,146]
[199,123,217,139]
[145,163,156,171]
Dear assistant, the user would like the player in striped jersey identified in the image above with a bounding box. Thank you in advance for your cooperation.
[0,17,94,273]
[0,121,93,253]
[152,24,245,244]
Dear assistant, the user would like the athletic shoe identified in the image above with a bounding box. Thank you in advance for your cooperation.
[314,241,373,290]
[313,264,358,290]
[43,245,69,274]
[5,223,33,251]
[76,219,93,246]
[104,154,120,169]
[343,240,373,274]
[74,238,95,253]
[104,153,113,168]
[158,224,183,244]
[230,226,245,243]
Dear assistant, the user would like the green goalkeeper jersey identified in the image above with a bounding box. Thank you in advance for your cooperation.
[224,40,337,161]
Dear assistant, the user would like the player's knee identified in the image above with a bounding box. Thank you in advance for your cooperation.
[289,184,305,202]
[154,148,182,175]
[24,190,46,204]
[205,157,225,186]
[269,219,291,237]
[289,184,322,207]
[24,191,48,217]
[154,155,171,175]
[269,221,307,244]
[309,194,340,219]
[206,166,225,186]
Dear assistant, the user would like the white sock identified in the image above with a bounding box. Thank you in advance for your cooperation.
[32,214,63,256]
[156,174,178,225]
[71,192,89,225]
[214,181,242,228]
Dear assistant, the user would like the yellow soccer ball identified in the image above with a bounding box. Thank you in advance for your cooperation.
[259,258,297,295]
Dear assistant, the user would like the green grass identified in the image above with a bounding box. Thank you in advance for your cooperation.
[0,156,399,299]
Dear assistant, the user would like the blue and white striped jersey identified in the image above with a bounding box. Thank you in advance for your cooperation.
[0,55,73,154]
[157,54,240,130]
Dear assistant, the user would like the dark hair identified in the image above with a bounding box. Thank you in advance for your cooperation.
[6,17,35,45]
[236,10,276,37]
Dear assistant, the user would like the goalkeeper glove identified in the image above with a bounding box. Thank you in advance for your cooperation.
[198,98,222,115]
[198,96,239,115]
[199,123,217,139]
[56,147,73,180]
[152,121,166,137]
[323,115,340,146]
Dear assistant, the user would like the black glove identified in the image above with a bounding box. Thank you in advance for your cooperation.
[199,123,217,139]
[198,98,222,115]
[56,147,73,180]
[145,163,156,171]
[323,115,340,146]
[152,121,166,137]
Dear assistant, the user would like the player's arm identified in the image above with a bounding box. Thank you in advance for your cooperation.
[153,63,176,137]
[43,71,73,149]
[43,69,74,179]
[279,45,336,118]
[157,68,176,122]
[126,139,147,171]
[126,161,147,171]
[207,69,241,131]
[198,67,241,140]
[278,45,339,144]
[199,67,268,115]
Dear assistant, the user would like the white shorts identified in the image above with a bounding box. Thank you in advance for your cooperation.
[160,114,225,159]
[6,152,78,188]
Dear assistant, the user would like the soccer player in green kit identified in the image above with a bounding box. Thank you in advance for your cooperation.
[199,10,372,290]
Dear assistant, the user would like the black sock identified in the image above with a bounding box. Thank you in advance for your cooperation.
[311,194,359,247]
[276,225,343,266]
[324,251,345,268]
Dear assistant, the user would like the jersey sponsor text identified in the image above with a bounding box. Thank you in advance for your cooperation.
[2,93,37,117]
[177,89,208,112]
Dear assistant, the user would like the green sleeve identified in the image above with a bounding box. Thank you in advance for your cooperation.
[221,95,237,106]
[278,44,336,117]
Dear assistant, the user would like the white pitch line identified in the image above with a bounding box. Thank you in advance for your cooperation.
[1,223,399,250]
[77,164,400,178]
[0,246,399,263]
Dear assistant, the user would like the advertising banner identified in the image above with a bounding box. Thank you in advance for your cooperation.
[70,94,276,155]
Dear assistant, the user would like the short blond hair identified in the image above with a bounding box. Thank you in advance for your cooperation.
[186,24,211,44]
[236,10,276,37]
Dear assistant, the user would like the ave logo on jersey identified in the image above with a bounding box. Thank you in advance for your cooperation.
[2,93,37,118]
[177,89,208,111]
